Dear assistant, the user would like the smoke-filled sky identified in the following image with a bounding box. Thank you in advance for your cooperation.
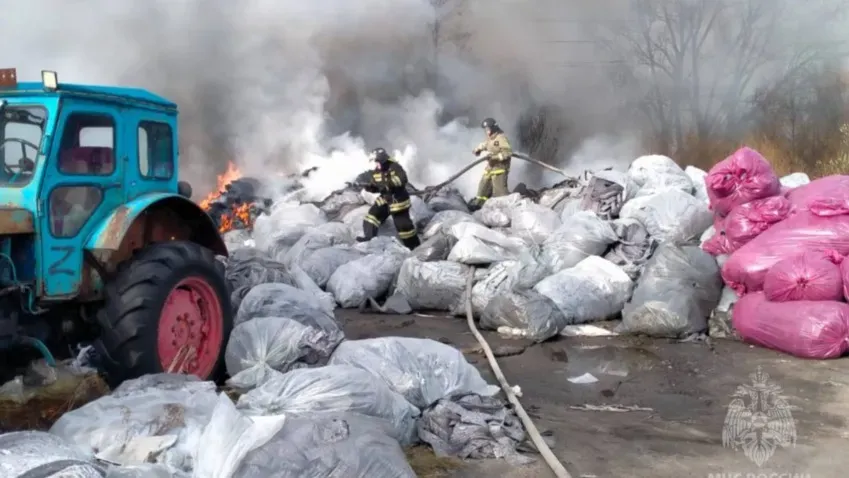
[2,0,847,200]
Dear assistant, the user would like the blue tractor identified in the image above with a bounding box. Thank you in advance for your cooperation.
[0,68,232,384]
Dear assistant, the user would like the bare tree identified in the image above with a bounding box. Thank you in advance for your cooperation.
[596,0,845,157]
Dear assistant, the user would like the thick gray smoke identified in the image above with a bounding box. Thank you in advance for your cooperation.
[2,0,846,200]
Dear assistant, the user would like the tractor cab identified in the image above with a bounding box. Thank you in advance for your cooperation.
[0,69,232,385]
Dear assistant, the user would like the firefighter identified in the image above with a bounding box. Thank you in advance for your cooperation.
[469,117,513,211]
[356,147,421,249]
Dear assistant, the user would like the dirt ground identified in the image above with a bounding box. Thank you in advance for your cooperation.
[339,309,849,478]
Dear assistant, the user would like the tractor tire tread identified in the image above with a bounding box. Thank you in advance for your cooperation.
[94,241,232,386]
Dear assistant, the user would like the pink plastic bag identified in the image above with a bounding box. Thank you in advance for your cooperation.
[706,147,781,217]
[840,259,849,302]
[702,196,791,256]
[732,292,849,359]
[785,175,849,208]
[762,251,843,302]
[722,208,849,294]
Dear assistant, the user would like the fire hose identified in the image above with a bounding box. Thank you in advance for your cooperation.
[432,152,571,476]
[411,152,570,198]
[464,268,572,478]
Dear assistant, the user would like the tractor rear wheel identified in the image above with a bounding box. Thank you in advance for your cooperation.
[94,241,232,385]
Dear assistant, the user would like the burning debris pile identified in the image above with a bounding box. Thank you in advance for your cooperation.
[198,162,273,233]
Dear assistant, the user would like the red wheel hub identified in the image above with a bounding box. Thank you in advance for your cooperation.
[157,276,224,379]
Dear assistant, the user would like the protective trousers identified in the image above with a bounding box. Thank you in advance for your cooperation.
[361,197,421,250]
[475,168,509,203]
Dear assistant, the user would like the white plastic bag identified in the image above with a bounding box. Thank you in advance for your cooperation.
[394,258,469,311]
[472,193,528,227]
[447,222,528,264]
[326,253,407,308]
[253,203,327,254]
[421,210,479,239]
[780,172,810,188]
[191,394,286,478]
[236,365,419,445]
[299,245,365,287]
[619,189,712,243]
[106,464,176,478]
[510,203,561,243]
[708,286,740,339]
[288,264,336,312]
[684,166,709,203]
[534,256,634,324]
[0,431,104,478]
[627,155,693,196]
[49,375,220,473]
[282,222,353,266]
[468,254,548,317]
[540,211,618,273]
[328,337,499,409]
[225,316,344,390]
[618,243,723,337]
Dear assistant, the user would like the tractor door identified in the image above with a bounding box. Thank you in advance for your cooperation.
[124,110,176,201]
[38,101,125,299]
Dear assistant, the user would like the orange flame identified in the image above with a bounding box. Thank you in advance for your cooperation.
[198,162,255,233]
[199,162,242,210]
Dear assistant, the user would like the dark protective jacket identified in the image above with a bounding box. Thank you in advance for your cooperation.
[365,159,411,213]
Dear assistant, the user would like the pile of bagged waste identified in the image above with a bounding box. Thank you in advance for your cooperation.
[222,148,849,358]
[221,154,731,342]
[697,148,849,359]
[0,331,524,477]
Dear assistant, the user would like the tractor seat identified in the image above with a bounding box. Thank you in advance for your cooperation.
[59,147,115,174]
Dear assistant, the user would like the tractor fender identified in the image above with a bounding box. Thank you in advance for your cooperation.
[86,193,228,264]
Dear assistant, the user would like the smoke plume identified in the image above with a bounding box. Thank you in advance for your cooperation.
[2,0,846,200]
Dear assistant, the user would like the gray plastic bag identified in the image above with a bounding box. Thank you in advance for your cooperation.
[534,256,634,325]
[541,211,618,273]
[510,204,561,243]
[326,253,407,308]
[235,283,338,330]
[236,365,419,446]
[618,243,723,337]
[472,193,527,227]
[619,189,712,243]
[394,258,468,312]
[225,316,345,390]
[299,246,365,287]
[480,289,567,341]
[604,217,655,279]
[328,337,499,409]
[421,210,479,240]
[232,414,416,478]
[412,233,457,262]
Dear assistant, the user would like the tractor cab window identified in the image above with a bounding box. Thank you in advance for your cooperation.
[138,121,174,179]
[57,113,116,176]
[0,105,46,187]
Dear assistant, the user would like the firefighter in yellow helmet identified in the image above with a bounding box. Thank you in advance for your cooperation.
[356,147,421,249]
[469,117,513,211]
